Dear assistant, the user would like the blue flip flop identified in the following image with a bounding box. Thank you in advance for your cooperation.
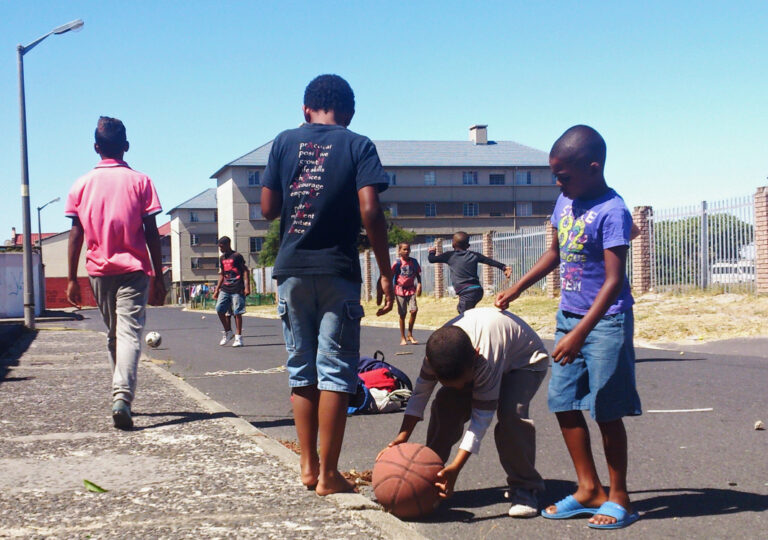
[588,501,640,529]
[541,495,600,519]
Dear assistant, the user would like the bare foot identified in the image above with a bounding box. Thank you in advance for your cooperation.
[407,335,419,344]
[588,496,632,526]
[300,454,319,490]
[543,489,607,516]
[400,338,408,346]
[316,470,357,496]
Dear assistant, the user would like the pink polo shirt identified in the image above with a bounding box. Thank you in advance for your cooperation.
[65,159,162,277]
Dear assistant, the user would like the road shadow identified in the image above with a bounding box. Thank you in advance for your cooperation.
[250,417,295,429]
[636,356,706,363]
[633,487,768,519]
[0,327,35,388]
[131,410,237,430]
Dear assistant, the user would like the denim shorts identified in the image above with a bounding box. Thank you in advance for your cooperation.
[277,275,363,393]
[215,291,246,315]
[548,309,642,422]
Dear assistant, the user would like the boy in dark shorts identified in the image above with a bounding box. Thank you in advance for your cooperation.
[392,242,422,345]
[383,307,549,517]
[428,231,511,313]
[212,236,250,347]
[261,74,394,495]
[496,125,641,529]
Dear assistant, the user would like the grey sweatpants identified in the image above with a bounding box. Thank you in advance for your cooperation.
[89,271,149,405]
[426,368,547,493]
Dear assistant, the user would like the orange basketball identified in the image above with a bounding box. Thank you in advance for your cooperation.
[372,442,443,519]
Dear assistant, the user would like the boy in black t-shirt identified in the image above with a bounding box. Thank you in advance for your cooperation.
[428,231,512,313]
[213,236,250,347]
[261,74,394,495]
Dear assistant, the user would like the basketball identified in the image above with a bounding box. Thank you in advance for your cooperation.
[145,331,162,348]
[372,442,443,519]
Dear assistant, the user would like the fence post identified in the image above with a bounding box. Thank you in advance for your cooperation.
[632,206,653,294]
[700,201,709,289]
[482,231,494,290]
[545,223,560,298]
[755,186,768,295]
[363,249,372,302]
[434,238,444,299]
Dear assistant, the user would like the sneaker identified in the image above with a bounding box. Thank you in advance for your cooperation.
[507,489,538,518]
[112,399,133,430]
[219,330,233,346]
[232,335,243,347]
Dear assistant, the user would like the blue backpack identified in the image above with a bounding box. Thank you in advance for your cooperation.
[358,350,413,392]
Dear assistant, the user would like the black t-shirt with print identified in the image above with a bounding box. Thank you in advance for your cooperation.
[219,251,246,294]
[262,123,388,283]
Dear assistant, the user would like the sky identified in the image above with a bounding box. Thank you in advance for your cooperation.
[1,1,767,240]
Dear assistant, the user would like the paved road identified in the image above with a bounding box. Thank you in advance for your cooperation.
[59,306,768,539]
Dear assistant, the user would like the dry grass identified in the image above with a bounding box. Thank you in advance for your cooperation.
[243,290,768,346]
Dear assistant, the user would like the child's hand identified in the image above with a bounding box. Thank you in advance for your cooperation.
[212,288,219,299]
[416,284,422,297]
[435,464,460,499]
[149,276,167,306]
[377,432,410,460]
[494,287,519,310]
[552,329,588,365]
[428,248,436,254]
[503,266,512,279]
[66,279,82,310]
[376,275,394,316]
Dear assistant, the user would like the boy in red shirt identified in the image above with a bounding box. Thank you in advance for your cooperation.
[392,242,422,345]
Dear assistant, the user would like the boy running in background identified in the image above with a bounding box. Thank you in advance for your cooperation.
[428,231,512,313]
[66,116,166,430]
[496,125,641,529]
[212,236,250,347]
[383,307,549,517]
[261,74,394,495]
[392,242,422,345]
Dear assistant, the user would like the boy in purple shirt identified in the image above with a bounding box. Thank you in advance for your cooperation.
[496,125,641,529]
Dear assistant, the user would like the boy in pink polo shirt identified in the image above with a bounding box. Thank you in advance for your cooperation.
[66,116,166,430]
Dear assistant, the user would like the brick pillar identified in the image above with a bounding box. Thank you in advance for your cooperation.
[632,206,653,294]
[545,223,560,298]
[755,186,768,295]
[434,238,444,299]
[482,231,494,290]
[363,249,372,301]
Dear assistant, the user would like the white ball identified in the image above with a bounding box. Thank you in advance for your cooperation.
[145,331,162,348]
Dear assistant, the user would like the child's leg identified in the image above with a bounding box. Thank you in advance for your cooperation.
[396,296,407,344]
[589,418,631,525]
[291,385,320,488]
[425,386,472,462]
[407,311,418,343]
[398,316,407,345]
[217,311,231,331]
[315,389,352,496]
[457,287,483,313]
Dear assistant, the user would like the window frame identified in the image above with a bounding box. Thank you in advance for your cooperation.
[462,171,478,185]
[463,202,479,217]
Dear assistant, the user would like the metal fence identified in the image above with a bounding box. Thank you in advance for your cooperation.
[649,195,755,294]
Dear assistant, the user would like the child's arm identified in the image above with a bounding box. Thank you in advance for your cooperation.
[495,226,560,308]
[414,259,422,296]
[242,260,251,296]
[427,249,451,263]
[552,245,628,365]
[475,252,513,280]
[144,215,167,306]
[66,218,85,309]
[359,185,393,315]
[260,186,282,221]
[212,270,224,299]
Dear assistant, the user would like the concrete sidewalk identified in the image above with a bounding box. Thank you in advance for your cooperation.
[0,328,425,539]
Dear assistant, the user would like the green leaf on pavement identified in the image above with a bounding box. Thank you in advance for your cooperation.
[83,479,108,493]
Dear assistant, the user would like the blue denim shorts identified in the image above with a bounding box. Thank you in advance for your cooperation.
[548,309,642,422]
[215,291,246,315]
[277,275,363,394]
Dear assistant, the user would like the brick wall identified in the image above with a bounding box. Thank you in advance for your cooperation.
[755,187,768,295]
[632,206,653,294]
[46,277,96,309]
[545,223,560,298]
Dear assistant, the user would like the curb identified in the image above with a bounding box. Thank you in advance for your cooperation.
[145,359,430,540]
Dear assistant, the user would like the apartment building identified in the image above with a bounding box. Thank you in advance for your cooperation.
[210,125,558,247]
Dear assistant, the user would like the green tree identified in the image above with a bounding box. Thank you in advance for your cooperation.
[357,211,416,250]
[258,219,281,267]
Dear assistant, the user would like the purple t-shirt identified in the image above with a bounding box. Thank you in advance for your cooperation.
[550,189,634,315]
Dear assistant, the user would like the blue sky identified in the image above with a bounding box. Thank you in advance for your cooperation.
[1,1,766,239]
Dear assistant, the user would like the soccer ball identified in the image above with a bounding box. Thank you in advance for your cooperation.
[145,331,162,348]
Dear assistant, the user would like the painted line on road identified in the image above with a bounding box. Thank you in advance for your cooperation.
[647,408,713,413]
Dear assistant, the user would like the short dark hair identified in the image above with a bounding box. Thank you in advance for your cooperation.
[94,116,127,157]
[550,125,606,167]
[304,74,355,125]
[452,231,470,250]
[218,236,231,246]
[425,326,475,381]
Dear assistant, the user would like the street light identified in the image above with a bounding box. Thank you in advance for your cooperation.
[36,197,60,262]
[18,19,83,329]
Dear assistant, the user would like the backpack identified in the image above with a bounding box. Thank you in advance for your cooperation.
[358,350,413,392]
[354,351,413,414]
[346,376,372,415]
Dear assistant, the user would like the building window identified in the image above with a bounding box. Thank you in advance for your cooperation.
[515,171,532,185]
[190,211,199,222]
[490,211,504,217]
[249,204,262,220]
[190,234,199,247]
[385,172,397,186]
[463,203,479,217]
[516,202,533,217]
[462,171,478,185]
[425,203,437,217]
[424,171,436,185]
[386,204,398,217]
[424,235,436,245]
[551,174,558,185]
[191,257,218,270]
[249,237,263,253]
[489,174,505,185]
[248,170,260,186]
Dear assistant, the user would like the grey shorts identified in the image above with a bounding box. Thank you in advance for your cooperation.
[396,294,418,317]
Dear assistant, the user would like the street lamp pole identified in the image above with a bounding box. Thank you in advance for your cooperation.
[17,19,83,329]
[36,197,61,264]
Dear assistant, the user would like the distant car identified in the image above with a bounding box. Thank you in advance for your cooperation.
[710,261,755,284]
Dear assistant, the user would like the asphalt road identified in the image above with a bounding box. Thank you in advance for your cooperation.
[58,306,768,539]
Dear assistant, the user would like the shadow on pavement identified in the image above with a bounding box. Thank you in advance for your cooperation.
[636,356,706,363]
[0,327,36,388]
[131,410,237,430]
[633,487,768,519]
[250,417,295,430]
